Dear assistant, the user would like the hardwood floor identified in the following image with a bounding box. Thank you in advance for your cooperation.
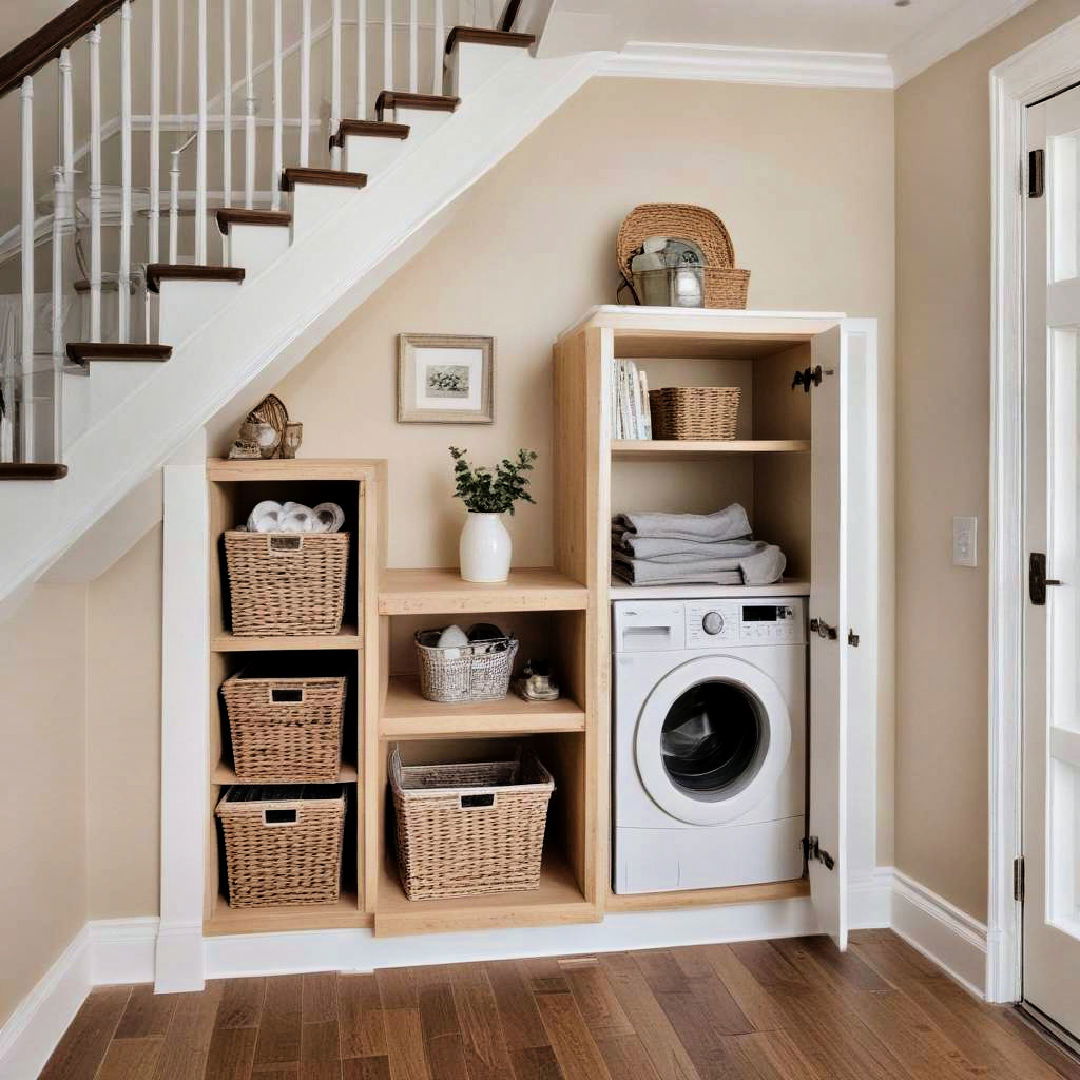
[38,931,1080,1080]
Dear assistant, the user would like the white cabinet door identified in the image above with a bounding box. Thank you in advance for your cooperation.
[808,319,875,948]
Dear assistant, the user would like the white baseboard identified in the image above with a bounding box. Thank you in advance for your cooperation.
[850,866,895,930]
[89,918,160,986]
[890,869,987,998]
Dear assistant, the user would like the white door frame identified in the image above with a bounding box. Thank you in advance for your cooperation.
[988,13,1080,1004]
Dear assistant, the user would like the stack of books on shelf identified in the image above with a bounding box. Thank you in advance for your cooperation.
[611,359,653,441]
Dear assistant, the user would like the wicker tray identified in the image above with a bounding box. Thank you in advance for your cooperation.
[216,785,346,908]
[650,386,741,440]
[617,203,750,309]
[222,673,346,783]
[224,531,349,637]
[390,748,554,901]
[414,630,518,703]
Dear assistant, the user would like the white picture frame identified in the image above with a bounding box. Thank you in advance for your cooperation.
[397,333,495,424]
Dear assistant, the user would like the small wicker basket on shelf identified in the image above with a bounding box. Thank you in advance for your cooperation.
[390,748,554,902]
[216,785,346,908]
[617,203,750,310]
[414,630,518,704]
[650,386,742,441]
[222,673,346,783]
[224,531,349,636]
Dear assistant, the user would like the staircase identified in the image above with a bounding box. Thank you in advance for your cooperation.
[0,0,596,600]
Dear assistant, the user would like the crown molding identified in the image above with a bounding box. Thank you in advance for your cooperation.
[891,0,1038,86]
[599,41,894,91]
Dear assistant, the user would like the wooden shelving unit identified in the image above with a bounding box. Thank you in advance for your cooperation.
[212,761,359,784]
[612,439,810,460]
[211,626,362,652]
[203,891,368,937]
[605,878,809,913]
[379,566,587,614]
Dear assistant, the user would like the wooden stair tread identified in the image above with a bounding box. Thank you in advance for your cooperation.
[330,119,410,149]
[216,208,292,234]
[445,26,536,52]
[73,279,136,294]
[0,463,68,480]
[66,342,173,365]
[146,264,245,292]
[281,167,368,192]
[375,91,459,119]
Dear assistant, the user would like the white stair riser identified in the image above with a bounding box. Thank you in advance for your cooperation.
[289,184,363,238]
[445,42,527,98]
[225,226,292,277]
[151,280,244,345]
[382,107,448,142]
[344,136,407,179]
[62,362,161,450]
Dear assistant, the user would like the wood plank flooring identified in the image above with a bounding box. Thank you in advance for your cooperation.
[38,931,1080,1080]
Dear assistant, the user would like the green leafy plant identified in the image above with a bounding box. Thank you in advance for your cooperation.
[449,446,538,515]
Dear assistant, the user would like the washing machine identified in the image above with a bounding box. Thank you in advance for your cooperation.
[612,596,807,894]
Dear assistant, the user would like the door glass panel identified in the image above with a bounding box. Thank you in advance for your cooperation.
[660,680,767,797]
[1051,132,1080,282]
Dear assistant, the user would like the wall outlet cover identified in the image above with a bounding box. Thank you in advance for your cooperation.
[952,516,978,567]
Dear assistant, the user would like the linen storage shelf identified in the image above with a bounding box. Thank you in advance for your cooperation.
[222,673,346,783]
[390,748,554,901]
[649,386,741,441]
[414,630,519,703]
[224,530,349,636]
[216,784,346,908]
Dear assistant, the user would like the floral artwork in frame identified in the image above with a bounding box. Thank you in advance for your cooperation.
[397,333,495,424]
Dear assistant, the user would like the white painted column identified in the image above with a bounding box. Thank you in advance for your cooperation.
[89,28,102,342]
[222,0,233,208]
[244,0,255,207]
[300,0,312,167]
[20,76,35,463]
[271,0,283,209]
[330,0,342,168]
[195,0,209,263]
[149,0,161,265]
[119,1,133,340]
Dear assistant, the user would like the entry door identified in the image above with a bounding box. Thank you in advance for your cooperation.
[807,320,873,949]
[1023,87,1080,1040]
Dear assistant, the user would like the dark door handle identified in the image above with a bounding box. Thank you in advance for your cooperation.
[1030,553,1064,605]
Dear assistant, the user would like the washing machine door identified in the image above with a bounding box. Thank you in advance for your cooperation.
[635,654,792,826]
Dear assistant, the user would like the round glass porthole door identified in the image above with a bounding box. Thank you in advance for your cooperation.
[636,655,792,826]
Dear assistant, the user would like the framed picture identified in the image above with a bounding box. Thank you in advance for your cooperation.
[397,333,495,424]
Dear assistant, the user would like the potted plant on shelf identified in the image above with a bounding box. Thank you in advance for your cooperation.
[450,446,537,583]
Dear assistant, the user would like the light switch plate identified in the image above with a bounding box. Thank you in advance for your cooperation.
[952,516,978,567]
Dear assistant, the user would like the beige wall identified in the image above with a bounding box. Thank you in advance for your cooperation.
[0,584,88,1026]
[894,0,1080,922]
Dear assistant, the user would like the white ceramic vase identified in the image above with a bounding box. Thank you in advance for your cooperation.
[459,512,512,583]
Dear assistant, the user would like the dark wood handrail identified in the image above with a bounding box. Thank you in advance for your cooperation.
[0,0,129,99]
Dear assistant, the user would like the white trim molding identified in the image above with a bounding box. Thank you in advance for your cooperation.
[600,41,894,91]
[988,12,1080,1006]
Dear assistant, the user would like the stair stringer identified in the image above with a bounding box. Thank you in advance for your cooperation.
[0,50,604,602]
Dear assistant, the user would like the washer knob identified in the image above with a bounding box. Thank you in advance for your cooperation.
[701,611,724,635]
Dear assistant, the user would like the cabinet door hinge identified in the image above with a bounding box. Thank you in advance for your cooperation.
[1014,856,1025,903]
[1028,149,1045,199]
[804,836,836,871]
[809,617,838,640]
[848,629,861,647]
[792,365,823,393]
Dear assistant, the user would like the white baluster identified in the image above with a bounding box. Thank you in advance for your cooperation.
[383,0,393,92]
[89,27,103,343]
[271,0,283,209]
[331,0,342,168]
[149,0,161,265]
[223,0,233,208]
[119,2,133,342]
[300,0,312,167]
[60,49,74,212]
[19,77,34,462]
[51,167,64,365]
[357,0,367,118]
[244,0,255,208]
[196,0,208,263]
[169,147,182,263]
[408,0,418,92]
[432,0,444,94]
[175,0,184,115]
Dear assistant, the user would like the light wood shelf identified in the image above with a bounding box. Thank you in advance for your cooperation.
[605,877,809,913]
[609,579,811,600]
[612,439,810,461]
[381,677,585,738]
[204,891,368,936]
[211,626,361,652]
[379,567,587,615]
[212,761,359,785]
[373,850,598,938]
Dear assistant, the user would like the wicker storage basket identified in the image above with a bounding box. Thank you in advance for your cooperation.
[414,630,518,704]
[224,531,349,636]
[216,785,346,908]
[617,203,750,309]
[222,673,346,783]
[650,386,741,441]
[390,748,554,901]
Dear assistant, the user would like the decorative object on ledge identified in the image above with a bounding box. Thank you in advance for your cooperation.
[450,445,537,582]
[398,333,494,423]
[282,421,304,458]
[228,393,298,459]
[415,622,519,703]
[617,204,750,309]
[514,658,561,702]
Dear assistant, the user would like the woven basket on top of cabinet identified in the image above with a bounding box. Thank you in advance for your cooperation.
[390,749,554,901]
[650,385,742,441]
[216,785,346,908]
[222,673,346,783]
[224,530,349,636]
[617,203,750,309]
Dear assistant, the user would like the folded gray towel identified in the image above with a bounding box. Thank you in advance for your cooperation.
[613,564,743,587]
[612,504,752,544]
[615,535,766,560]
[612,543,787,587]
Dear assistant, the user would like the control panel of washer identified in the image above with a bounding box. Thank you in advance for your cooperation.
[685,597,806,646]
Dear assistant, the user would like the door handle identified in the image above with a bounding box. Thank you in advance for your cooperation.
[1030,552,1064,606]
[809,618,838,640]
